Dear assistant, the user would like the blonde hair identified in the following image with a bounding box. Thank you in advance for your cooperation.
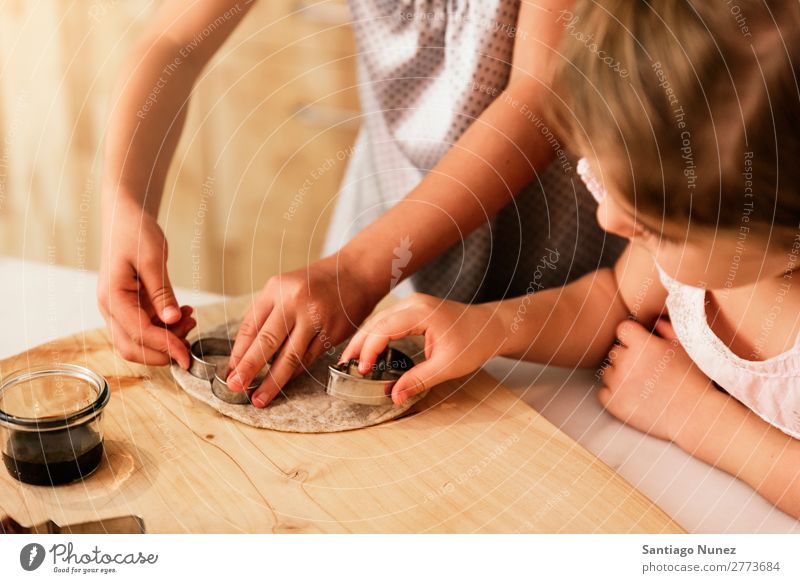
[546,0,800,235]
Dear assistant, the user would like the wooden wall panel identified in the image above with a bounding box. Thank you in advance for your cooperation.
[0,0,359,295]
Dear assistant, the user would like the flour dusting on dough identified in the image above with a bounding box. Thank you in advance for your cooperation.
[170,320,427,433]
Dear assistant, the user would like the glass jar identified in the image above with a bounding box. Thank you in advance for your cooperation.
[0,364,110,486]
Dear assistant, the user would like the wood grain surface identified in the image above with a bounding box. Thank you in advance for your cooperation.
[0,297,684,533]
[0,0,358,295]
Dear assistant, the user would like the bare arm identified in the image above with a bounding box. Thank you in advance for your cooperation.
[490,242,667,368]
[98,1,255,368]
[675,383,800,518]
[338,0,577,291]
[343,243,668,402]
[103,0,254,213]
[227,0,596,403]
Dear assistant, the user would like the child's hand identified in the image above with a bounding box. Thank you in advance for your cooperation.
[97,198,195,369]
[341,294,506,405]
[597,318,715,442]
[226,255,380,408]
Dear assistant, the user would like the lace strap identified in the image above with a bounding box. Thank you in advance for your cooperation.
[653,261,679,294]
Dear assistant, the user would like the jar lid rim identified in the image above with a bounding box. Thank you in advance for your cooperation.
[0,364,110,430]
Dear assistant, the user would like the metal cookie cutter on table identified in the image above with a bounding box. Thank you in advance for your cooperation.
[188,337,261,405]
[327,347,415,406]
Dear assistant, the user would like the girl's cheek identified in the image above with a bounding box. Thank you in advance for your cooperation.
[595,205,610,233]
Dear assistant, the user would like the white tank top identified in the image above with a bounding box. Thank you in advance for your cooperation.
[579,157,800,439]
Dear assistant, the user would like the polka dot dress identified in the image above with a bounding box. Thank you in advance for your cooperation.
[323,0,626,302]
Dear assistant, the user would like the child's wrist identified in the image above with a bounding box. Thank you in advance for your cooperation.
[670,384,726,449]
[466,302,513,360]
[101,181,160,218]
[471,303,509,359]
[483,300,535,359]
[333,245,388,304]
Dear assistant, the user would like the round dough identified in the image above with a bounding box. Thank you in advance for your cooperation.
[170,321,428,433]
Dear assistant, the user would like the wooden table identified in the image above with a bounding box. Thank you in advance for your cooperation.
[0,298,683,533]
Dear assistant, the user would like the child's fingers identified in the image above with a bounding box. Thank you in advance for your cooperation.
[615,319,650,347]
[340,305,409,364]
[106,260,191,368]
[599,354,620,385]
[391,358,448,405]
[161,306,196,338]
[357,334,393,375]
[605,335,626,363]
[110,292,191,368]
[250,329,308,408]
[596,386,613,409]
[653,318,678,341]
[170,316,197,339]
[107,313,173,366]
[301,334,331,372]
[227,308,292,393]
[138,257,182,325]
[356,309,427,374]
[340,327,369,364]
[228,299,273,372]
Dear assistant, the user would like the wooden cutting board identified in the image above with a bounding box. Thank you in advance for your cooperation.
[0,297,683,533]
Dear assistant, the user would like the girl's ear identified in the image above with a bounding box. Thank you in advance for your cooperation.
[595,196,640,240]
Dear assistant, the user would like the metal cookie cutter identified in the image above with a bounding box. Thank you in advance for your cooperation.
[189,337,261,405]
[211,370,259,405]
[189,337,233,381]
[327,347,414,406]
